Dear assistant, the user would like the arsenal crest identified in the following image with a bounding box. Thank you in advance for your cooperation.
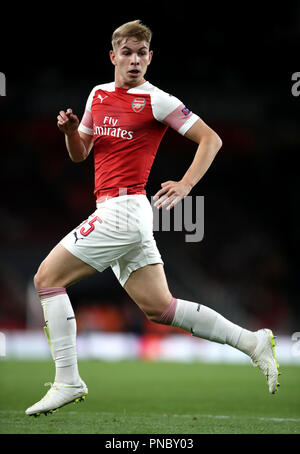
[132,98,146,113]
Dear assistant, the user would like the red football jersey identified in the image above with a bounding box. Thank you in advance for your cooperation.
[78,81,199,201]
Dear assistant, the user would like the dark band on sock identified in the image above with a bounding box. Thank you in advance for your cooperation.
[38,287,66,300]
[157,297,178,325]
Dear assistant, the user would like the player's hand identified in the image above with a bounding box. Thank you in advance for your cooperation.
[57,108,79,135]
[153,180,192,210]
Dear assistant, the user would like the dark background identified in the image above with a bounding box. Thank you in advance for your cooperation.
[0,2,299,336]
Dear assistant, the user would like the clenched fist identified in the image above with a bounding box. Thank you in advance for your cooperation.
[57,108,79,135]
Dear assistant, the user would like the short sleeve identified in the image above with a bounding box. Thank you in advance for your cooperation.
[151,88,199,136]
[78,87,96,136]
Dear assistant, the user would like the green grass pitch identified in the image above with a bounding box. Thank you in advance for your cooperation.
[0,359,300,434]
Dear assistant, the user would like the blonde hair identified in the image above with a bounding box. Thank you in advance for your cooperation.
[112,20,152,50]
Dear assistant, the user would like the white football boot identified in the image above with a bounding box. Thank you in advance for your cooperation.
[250,328,280,394]
[25,379,88,416]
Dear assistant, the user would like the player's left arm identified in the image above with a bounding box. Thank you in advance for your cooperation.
[154,118,222,210]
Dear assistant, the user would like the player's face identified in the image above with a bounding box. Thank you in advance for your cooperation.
[110,38,153,88]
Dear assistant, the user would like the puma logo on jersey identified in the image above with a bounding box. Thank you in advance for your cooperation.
[98,94,108,103]
[73,231,85,244]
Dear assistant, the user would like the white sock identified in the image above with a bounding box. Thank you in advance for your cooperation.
[159,297,257,356]
[38,287,81,385]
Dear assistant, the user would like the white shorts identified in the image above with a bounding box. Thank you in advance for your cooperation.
[60,194,164,287]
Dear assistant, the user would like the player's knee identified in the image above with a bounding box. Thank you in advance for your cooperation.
[34,261,51,291]
[33,267,44,291]
[146,311,163,324]
[144,296,173,324]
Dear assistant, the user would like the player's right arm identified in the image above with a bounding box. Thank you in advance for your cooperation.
[57,108,93,162]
